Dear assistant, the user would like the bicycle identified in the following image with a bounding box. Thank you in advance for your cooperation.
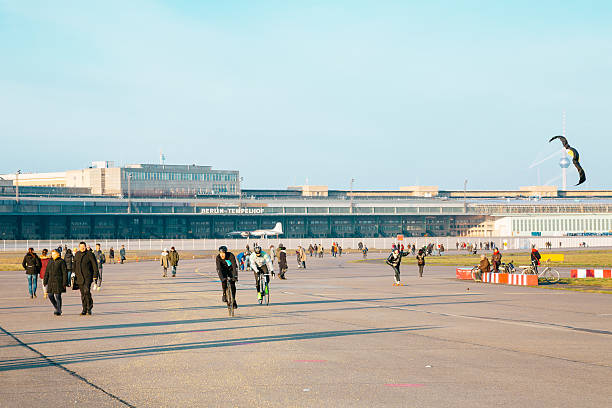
[471,265,483,282]
[519,261,560,283]
[498,261,517,274]
[256,269,270,306]
[225,277,235,317]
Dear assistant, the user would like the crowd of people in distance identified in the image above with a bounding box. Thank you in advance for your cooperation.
[22,243,129,316]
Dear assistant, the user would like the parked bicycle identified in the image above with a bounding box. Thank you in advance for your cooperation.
[518,261,560,283]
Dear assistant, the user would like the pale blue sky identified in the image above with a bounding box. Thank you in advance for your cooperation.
[1,1,611,190]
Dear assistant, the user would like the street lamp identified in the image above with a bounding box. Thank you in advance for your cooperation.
[127,173,132,214]
[15,170,21,204]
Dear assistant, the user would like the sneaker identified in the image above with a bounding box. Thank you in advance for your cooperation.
[33,293,37,298]
[257,292,262,300]
[30,294,33,299]
[222,294,227,303]
[80,311,87,315]
[86,310,92,315]
[233,302,238,309]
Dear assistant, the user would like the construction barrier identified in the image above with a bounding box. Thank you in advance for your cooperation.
[457,268,539,286]
[571,269,612,278]
[456,268,473,280]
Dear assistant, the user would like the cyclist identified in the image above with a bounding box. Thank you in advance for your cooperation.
[249,245,273,301]
[215,246,238,309]
[530,245,541,273]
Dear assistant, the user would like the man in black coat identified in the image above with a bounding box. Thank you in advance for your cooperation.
[215,246,238,309]
[73,241,99,315]
[44,250,68,315]
[22,248,42,298]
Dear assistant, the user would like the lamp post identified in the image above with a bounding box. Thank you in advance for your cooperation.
[127,173,132,214]
[15,170,21,204]
[350,178,355,214]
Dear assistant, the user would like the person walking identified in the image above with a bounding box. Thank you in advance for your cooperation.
[93,244,106,290]
[160,248,169,277]
[416,249,426,277]
[268,245,276,269]
[73,242,99,315]
[168,246,179,277]
[39,249,51,299]
[278,245,288,279]
[64,248,74,287]
[22,248,42,298]
[319,245,324,258]
[43,250,68,316]
[109,247,115,264]
[299,246,307,269]
[119,245,126,264]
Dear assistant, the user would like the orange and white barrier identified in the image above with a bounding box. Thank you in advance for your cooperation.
[458,269,539,286]
[571,269,612,279]
[456,268,473,280]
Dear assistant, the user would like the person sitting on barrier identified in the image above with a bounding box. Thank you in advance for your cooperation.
[491,248,502,273]
[476,255,490,281]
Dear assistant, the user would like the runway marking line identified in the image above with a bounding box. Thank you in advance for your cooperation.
[385,384,425,387]
[295,360,327,363]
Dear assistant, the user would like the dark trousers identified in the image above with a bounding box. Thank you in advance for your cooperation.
[418,264,424,277]
[254,267,270,294]
[49,293,62,313]
[79,282,93,312]
[391,265,400,282]
[221,279,236,302]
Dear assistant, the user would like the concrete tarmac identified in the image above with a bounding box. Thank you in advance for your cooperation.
[1,254,611,407]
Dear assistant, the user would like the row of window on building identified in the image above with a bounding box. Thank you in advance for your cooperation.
[126,171,237,182]
[513,218,612,232]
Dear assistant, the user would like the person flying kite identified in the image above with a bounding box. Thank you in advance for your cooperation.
[549,135,586,186]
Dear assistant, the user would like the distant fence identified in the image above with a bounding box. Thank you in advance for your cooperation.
[2,236,612,252]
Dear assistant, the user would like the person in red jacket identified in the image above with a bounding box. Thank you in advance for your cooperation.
[39,249,51,299]
[530,245,541,273]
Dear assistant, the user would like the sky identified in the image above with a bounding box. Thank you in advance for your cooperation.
[1,0,611,190]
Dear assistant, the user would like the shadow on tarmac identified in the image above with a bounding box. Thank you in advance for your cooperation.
[0,325,439,372]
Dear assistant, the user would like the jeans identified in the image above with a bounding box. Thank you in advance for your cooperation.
[49,293,62,314]
[27,274,37,296]
[172,265,177,276]
[390,265,401,283]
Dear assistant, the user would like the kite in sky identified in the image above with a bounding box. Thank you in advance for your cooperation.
[549,135,586,186]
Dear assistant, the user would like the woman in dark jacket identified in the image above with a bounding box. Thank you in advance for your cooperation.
[43,250,68,315]
[278,246,288,279]
[64,248,73,287]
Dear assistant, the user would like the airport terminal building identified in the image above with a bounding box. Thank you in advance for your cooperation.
[1,176,612,239]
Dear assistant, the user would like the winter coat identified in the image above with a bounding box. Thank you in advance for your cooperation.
[278,250,288,270]
[491,251,502,264]
[94,250,106,267]
[386,251,408,267]
[39,256,51,280]
[120,248,126,260]
[416,253,426,266]
[160,251,169,268]
[299,248,307,261]
[168,250,179,266]
[64,250,73,271]
[479,258,491,273]
[22,253,41,275]
[43,258,68,294]
[216,252,238,281]
[531,249,541,265]
[73,250,99,286]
